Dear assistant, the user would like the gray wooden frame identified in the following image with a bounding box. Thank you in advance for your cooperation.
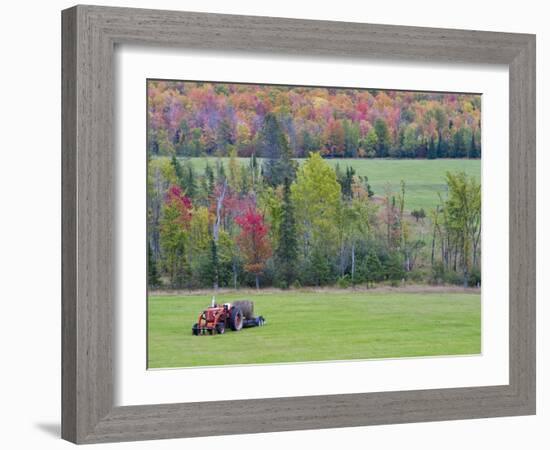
[62,4,536,444]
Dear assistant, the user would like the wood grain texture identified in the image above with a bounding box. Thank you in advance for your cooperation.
[61,4,536,444]
[61,7,77,443]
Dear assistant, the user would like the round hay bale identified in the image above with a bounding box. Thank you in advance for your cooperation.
[232,300,254,319]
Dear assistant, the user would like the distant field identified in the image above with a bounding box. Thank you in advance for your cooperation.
[148,290,481,368]
[183,157,481,211]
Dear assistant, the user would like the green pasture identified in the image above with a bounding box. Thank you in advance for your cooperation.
[148,290,481,368]
[184,157,481,211]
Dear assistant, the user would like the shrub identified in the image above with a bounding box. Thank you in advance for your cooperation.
[430,262,445,284]
[409,268,429,283]
[277,280,289,290]
[443,270,463,286]
[336,275,351,289]
[384,252,405,282]
[411,208,426,221]
[468,266,481,287]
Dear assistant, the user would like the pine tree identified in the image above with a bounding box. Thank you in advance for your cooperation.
[310,247,332,286]
[275,178,298,287]
[216,117,234,156]
[469,132,480,158]
[374,118,391,157]
[336,165,356,200]
[171,155,184,185]
[204,162,215,196]
[216,160,226,182]
[259,113,296,186]
[364,250,382,288]
[249,153,259,189]
[343,166,355,200]
[427,136,437,159]
[147,242,161,288]
[181,163,197,199]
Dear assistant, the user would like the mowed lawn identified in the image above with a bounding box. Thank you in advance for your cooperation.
[148,290,481,368]
[186,157,481,211]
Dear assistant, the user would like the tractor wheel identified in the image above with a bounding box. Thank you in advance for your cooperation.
[216,323,225,334]
[192,323,199,336]
[230,307,243,331]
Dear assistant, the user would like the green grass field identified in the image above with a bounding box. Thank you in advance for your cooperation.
[148,290,481,368]
[184,157,480,211]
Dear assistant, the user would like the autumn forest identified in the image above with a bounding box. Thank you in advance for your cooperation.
[147,80,482,290]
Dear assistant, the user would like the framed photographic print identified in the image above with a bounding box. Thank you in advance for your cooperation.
[62,5,536,444]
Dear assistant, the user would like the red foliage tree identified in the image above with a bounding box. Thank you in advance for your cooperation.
[165,185,193,226]
[235,208,272,289]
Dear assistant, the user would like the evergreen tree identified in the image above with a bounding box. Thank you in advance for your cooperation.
[337,166,356,200]
[358,175,374,197]
[384,252,405,284]
[427,136,437,159]
[363,250,382,288]
[147,242,161,288]
[170,156,197,198]
[216,117,234,156]
[249,153,259,188]
[275,178,298,287]
[216,160,226,182]
[171,155,184,186]
[452,128,467,158]
[469,132,480,158]
[374,118,391,157]
[204,162,215,196]
[310,247,332,286]
[335,162,342,181]
[259,113,296,186]
[436,135,447,158]
[181,163,197,199]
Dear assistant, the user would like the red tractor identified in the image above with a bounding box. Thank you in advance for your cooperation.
[192,298,265,336]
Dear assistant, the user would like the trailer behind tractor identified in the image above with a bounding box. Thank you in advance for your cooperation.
[192,298,265,335]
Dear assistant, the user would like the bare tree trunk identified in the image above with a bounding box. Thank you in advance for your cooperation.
[431,232,436,267]
[453,244,458,272]
[255,274,260,290]
[339,240,346,276]
[213,181,227,243]
[472,228,481,268]
[351,242,356,283]
[431,209,439,267]
[212,181,227,291]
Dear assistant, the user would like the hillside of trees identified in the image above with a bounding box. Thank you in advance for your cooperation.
[148,81,482,160]
[148,114,481,291]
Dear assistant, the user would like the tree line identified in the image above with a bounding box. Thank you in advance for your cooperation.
[148,81,481,161]
[148,113,481,290]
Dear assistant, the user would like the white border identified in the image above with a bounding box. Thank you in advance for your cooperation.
[114,46,509,406]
